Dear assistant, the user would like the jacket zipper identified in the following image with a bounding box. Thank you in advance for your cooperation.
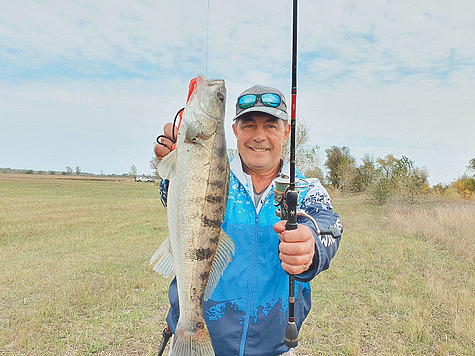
[238,211,259,356]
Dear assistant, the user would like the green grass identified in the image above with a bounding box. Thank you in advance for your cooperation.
[1,176,473,355]
[300,195,474,355]
[0,175,169,355]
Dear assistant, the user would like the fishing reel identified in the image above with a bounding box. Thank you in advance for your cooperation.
[274,174,341,239]
[274,173,304,220]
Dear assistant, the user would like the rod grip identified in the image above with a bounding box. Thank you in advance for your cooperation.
[285,321,299,348]
[285,190,298,231]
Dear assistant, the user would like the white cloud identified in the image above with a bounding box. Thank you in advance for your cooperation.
[298,74,475,184]
[0,0,210,74]
[299,0,475,85]
[0,0,474,184]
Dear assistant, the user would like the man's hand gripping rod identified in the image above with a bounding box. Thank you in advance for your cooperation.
[274,176,341,349]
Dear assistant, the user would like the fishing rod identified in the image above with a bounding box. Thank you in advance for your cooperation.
[277,0,342,349]
[284,0,299,348]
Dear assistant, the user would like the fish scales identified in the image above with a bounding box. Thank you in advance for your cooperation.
[151,75,234,356]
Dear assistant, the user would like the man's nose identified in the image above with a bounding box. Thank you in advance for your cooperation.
[253,126,266,141]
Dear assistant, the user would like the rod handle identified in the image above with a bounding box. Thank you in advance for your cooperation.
[285,321,299,348]
[285,190,298,231]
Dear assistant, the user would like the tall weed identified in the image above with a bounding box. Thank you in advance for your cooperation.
[388,201,475,264]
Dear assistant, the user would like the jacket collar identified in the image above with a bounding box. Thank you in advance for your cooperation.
[229,155,290,212]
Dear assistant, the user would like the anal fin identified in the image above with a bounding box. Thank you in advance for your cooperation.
[204,230,235,300]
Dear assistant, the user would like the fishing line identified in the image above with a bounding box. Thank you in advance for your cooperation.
[282,0,291,70]
[205,0,210,76]
[156,78,197,151]
[156,108,184,148]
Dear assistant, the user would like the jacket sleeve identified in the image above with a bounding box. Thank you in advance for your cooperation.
[159,179,169,208]
[295,178,342,283]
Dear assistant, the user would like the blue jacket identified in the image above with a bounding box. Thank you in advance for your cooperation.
[159,156,341,356]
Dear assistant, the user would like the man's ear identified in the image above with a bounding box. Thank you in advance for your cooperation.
[283,122,291,141]
[232,123,238,138]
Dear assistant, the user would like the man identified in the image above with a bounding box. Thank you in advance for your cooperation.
[154,84,342,356]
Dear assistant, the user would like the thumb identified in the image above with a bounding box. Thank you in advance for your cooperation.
[273,220,287,234]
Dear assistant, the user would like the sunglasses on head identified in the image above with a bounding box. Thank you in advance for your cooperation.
[238,93,285,110]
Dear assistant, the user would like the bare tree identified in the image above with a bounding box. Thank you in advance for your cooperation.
[129,164,137,178]
[150,157,160,178]
[282,118,323,180]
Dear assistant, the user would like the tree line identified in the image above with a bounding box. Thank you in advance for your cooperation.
[0,166,129,178]
[281,120,474,203]
[300,146,474,204]
[0,166,82,176]
[149,119,474,204]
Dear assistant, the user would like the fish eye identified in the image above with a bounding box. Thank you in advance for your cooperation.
[217,91,225,101]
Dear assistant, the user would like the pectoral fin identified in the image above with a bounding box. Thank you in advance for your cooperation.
[185,121,205,144]
[150,236,175,278]
[156,149,178,180]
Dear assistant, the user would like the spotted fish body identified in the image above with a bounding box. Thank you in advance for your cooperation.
[151,75,234,356]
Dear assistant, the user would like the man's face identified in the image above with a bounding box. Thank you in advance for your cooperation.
[232,113,291,175]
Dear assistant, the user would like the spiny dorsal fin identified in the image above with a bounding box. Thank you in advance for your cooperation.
[150,236,175,278]
[204,230,235,301]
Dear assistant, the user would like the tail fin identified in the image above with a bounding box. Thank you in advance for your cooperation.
[171,327,214,356]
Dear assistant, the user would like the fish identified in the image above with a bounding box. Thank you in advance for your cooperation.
[150,74,234,356]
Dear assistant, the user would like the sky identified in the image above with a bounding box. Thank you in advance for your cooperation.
[0,0,474,185]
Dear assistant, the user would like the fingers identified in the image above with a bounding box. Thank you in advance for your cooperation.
[275,223,315,274]
[154,143,171,161]
[154,123,179,161]
[279,237,313,255]
[280,256,313,275]
[279,244,314,275]
[164,123,178,141]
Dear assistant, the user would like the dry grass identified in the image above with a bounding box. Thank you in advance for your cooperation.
[0,174,169,355]
[388,201,475,263]
[298,196,474,355]
[1,176,474,355]
[386,201,475,355]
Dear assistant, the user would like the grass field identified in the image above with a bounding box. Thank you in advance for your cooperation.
[0,175,473,355]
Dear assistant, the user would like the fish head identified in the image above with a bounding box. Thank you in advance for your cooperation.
[195,74,226,121]
[187,75,226,135]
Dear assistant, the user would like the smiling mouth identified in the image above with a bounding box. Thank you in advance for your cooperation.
[250,147,269,152]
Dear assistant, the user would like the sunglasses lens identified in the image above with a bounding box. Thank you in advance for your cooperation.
[238,94,257,109]
[261,93,281,107]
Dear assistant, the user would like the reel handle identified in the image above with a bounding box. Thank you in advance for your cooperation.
[317,226,341,239]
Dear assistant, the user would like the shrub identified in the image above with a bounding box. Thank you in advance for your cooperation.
[452,177,475,199]
[369,176,393,205]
